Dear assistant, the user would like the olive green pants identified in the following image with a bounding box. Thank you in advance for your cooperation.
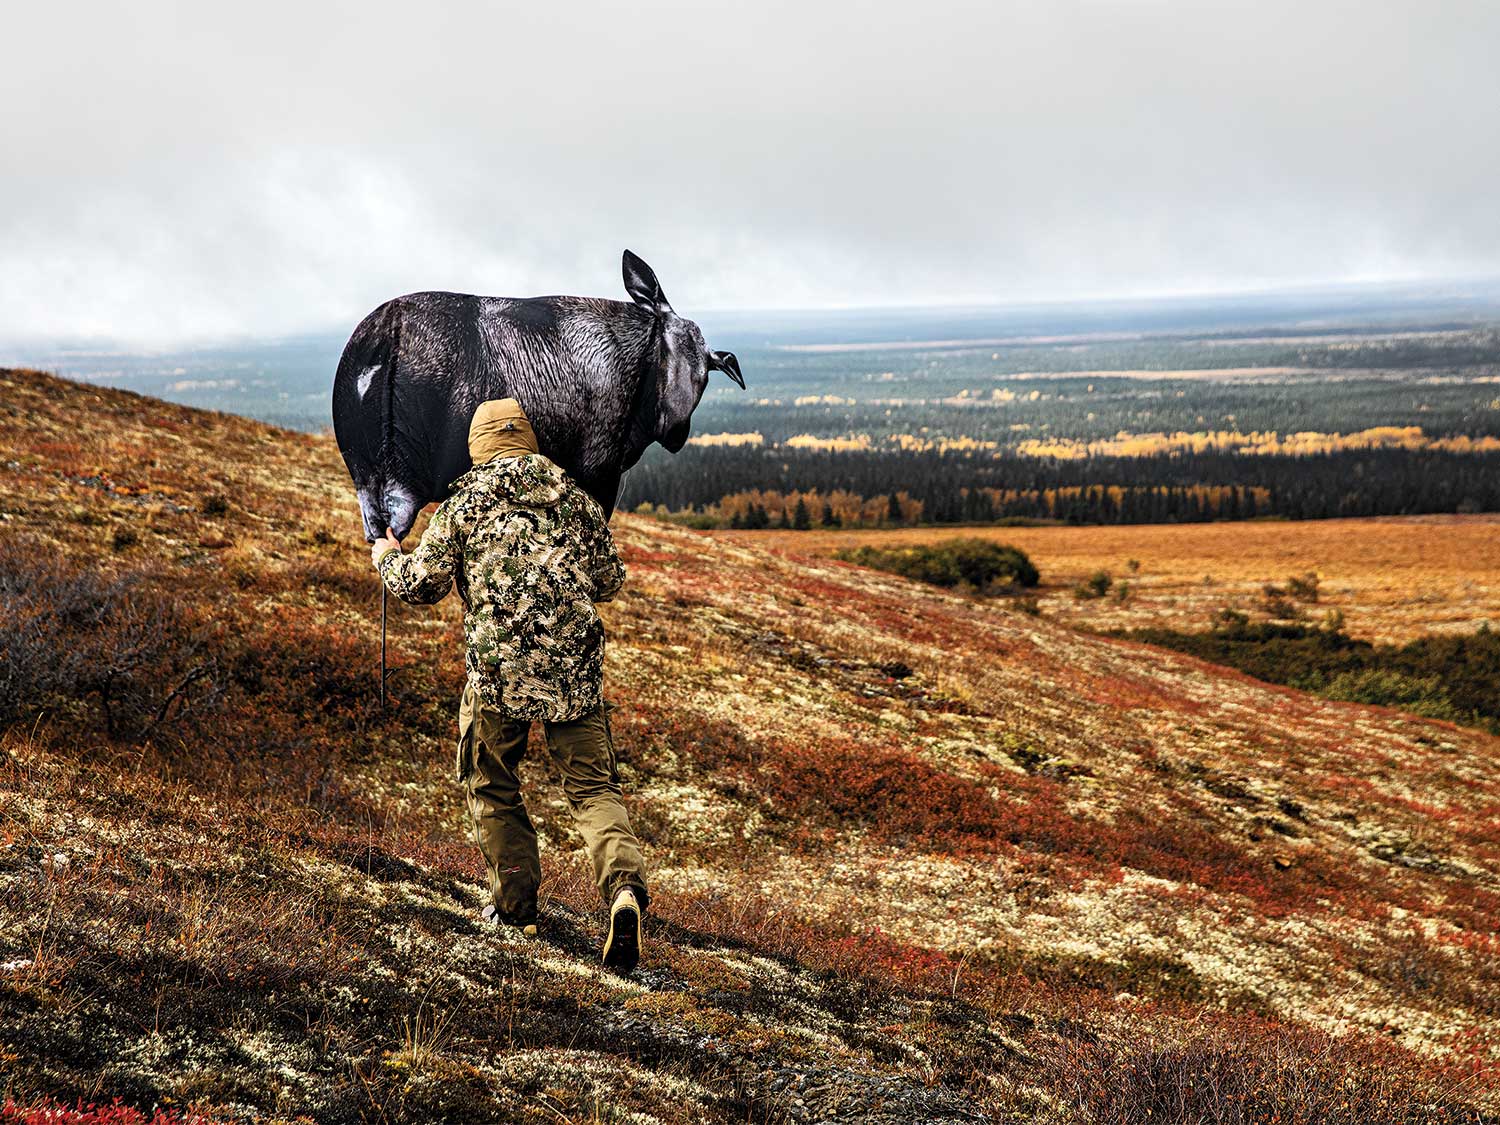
[457,682,649,924]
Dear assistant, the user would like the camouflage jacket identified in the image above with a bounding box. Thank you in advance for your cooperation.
[377,454,626,721]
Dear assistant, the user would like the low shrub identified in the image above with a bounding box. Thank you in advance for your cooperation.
[1047,1025,1489,1125]
[0,539,435,774]
[1260,588,1304,619]
[1116,619,1500,733]
[1,1099,220,1124]
[294,555,376,602]
[0,540,216,740]
[1319,668,1465,723]
[639,708,1351,913]
[1286,571,1321,602]
[1074,570,1113,600]
[836,539,1039,594]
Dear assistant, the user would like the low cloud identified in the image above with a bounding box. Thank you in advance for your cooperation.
[3,0,1497,341]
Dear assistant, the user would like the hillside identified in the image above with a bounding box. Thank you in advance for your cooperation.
[0,367,1496,1124]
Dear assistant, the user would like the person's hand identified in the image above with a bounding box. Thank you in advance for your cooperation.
[371,526,401,568]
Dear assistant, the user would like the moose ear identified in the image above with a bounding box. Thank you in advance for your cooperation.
[707,349,745,388]
[622,249,672,315]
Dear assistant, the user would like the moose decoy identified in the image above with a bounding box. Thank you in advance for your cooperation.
[332,249,744,542]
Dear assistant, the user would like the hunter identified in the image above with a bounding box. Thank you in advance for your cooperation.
[370,398,648,972]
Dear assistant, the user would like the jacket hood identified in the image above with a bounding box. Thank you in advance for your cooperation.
[449,453,568,509]
[468,398,540,463]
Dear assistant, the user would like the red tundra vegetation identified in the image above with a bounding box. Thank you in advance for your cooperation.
[0,368,1496,1123]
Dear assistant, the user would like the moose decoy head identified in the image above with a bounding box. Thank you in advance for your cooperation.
[620,248,743,456]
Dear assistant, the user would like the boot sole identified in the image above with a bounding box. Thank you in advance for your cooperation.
[602,903,641,973]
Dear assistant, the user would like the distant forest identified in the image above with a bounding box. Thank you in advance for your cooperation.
[619,446,1500,527]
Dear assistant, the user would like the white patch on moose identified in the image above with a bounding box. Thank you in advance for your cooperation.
[357,365,381,399]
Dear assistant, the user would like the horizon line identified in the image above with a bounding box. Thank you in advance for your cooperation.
[5,271,1500,352]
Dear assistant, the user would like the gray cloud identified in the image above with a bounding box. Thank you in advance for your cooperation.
[4,0,1498,341]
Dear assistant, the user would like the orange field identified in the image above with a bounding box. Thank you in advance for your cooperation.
[717,514,1500,643]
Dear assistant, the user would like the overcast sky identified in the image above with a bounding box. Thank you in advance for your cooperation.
[4,0,1498,342]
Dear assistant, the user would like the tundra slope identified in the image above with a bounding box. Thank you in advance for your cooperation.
[0,367,1495,1123]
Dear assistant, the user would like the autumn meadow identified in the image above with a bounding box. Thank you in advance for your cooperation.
[719,516,1500,644]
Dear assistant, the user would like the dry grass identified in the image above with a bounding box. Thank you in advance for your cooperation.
[719,516,1500,643]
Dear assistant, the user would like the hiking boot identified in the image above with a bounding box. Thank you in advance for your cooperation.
[481,904,538,937]
[602,887,642,972]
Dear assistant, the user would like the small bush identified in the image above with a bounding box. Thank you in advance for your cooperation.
[1213,607,1250,632]
[296,556,374,602]
[1261,590,1303,620]
[111,526,139,551]
[669,511,721,530]
[227,619,375,719]
[1075,570,1112,600]
[836,539,1038,594]
[1286,571,1321,602]
[1117,619,1500,734]
[1,1099,220,1125]
[200,493,229,517]
[1047,1027,1487,1125]
[0,540,217,739]
[1319,668,1463,723]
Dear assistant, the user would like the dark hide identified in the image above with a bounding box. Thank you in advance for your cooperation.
[332,250,744,542]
